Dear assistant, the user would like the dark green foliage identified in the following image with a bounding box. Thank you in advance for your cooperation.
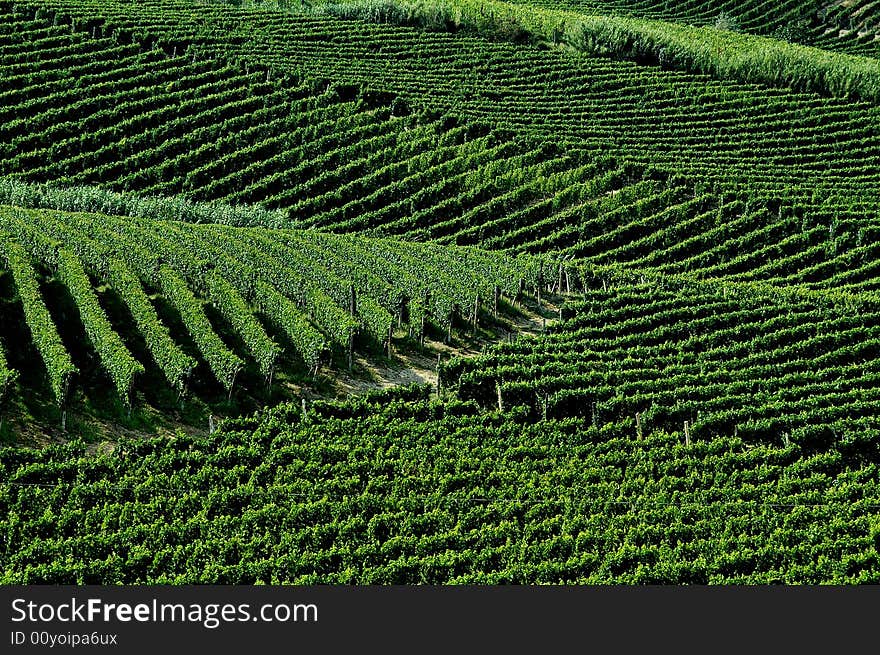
[0,202,550,403]
[2,387,878,584]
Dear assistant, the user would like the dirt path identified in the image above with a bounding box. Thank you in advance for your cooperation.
[332,294,563,398]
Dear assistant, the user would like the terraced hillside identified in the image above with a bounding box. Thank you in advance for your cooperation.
[1,0,879,294]
[9,0,880,211]
[7,250,880,584]
[0,5,710,250]
[0,201,551,435]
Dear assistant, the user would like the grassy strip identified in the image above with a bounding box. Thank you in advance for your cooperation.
[306,0,880,102]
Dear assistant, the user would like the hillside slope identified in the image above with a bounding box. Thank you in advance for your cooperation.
[1,0,879,585]
[3,385,878,584]
[8,0,880,211]
[0,200,556,439]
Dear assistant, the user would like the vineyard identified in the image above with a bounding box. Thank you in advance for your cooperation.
[3,1,880,209]
[443,280,880,442]
[2,385,879,584]
[0,200,550,428]
[1,0,880,584]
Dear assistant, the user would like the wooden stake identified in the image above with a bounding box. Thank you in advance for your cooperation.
[636,412,643,440]
[472,296,479,335]
[496,381,503,412]
[227,370,238,403]
[536,264,543,306]
[684,420,691,447]
[436,353,442,397]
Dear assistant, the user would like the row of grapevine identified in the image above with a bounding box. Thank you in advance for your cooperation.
[157,265,242,393]
[204,272,279,381]
[0,236,75,406]
[55,249,144,404]
[105,260,196,394]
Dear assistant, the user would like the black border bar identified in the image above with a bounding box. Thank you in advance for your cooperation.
[2,585,876,652]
